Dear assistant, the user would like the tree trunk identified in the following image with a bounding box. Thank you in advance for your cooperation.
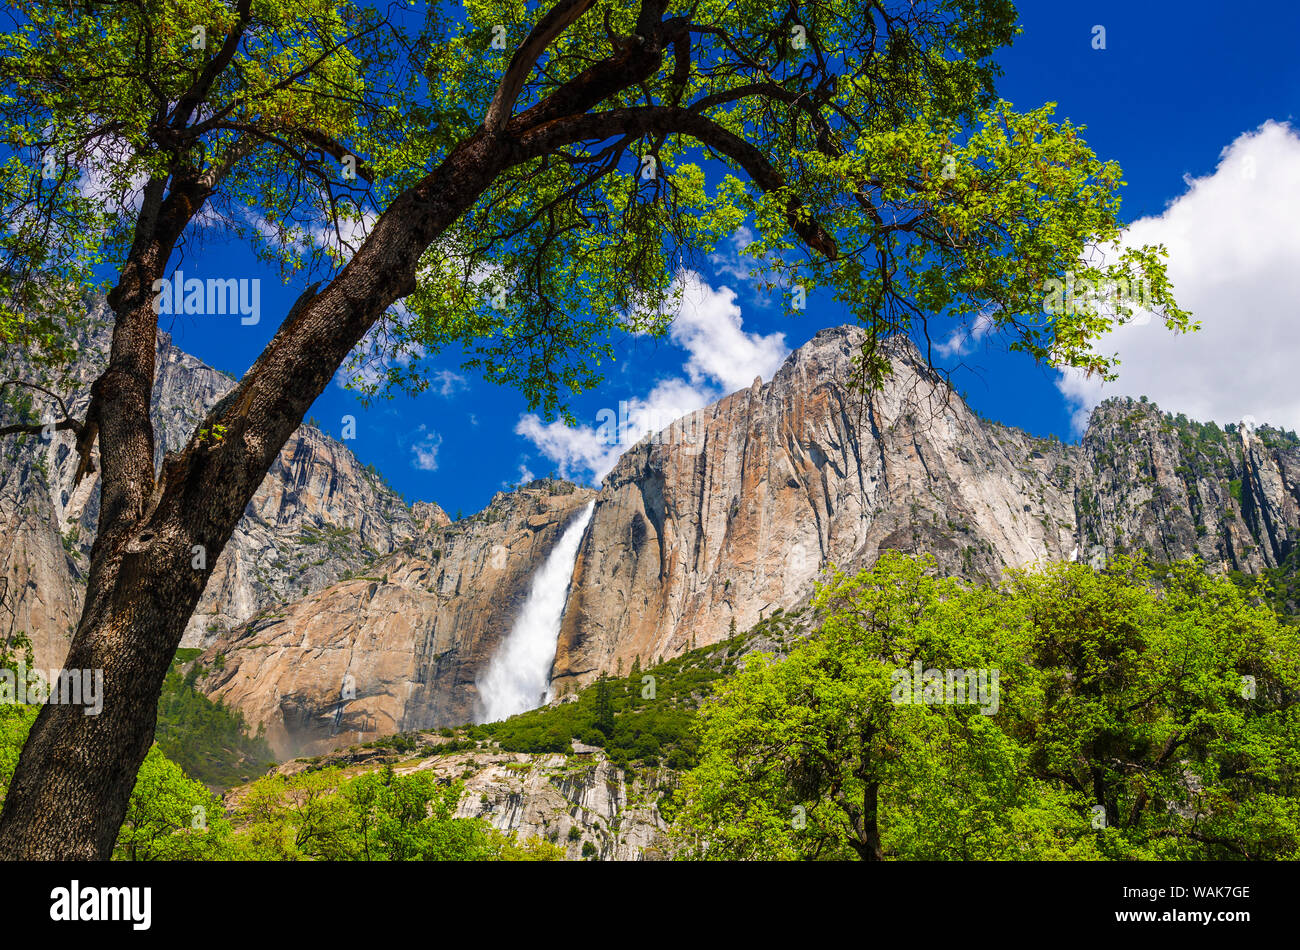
[0,19,679,856]
[861,780,884,860]
[0,542,204,858]
[0,133,506,859]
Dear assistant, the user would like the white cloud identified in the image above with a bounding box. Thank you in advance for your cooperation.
[517,270,789,483]
[72,128,148,216]
[1057,121,1300,435]
[517,376,718,481]
[432,369,467,397]
[249,206,378,261]
[410,425,442,471]
[706,225,791,306]
[515,414,618,482]
[934,310,994,359]
[668,271,788,392]
[708,225,759,282]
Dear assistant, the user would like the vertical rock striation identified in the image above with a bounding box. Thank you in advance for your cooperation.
[198,482,596,759]
[550,326,1300,692]
[1,304,426,668]
[551,327,1078,691]
[6,315,1300,760]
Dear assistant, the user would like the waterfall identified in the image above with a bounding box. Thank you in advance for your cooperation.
[475,501,595,723]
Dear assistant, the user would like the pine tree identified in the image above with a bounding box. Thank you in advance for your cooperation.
[594,678,615,738]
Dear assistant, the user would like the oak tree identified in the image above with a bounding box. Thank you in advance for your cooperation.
[0,0,1185,857]
[672,555,1300,860]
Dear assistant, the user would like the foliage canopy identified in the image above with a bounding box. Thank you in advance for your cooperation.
[673,552,1300,860]
[0,0,1189,417]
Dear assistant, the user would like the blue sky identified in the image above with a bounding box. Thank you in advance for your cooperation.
[149,1,1300,517]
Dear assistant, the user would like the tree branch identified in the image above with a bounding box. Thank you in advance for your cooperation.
[215,122,374,184]
[0,378,78,424]
[0,418,81,439]
[517,105,839,259]
[484,0,598,134]
[503,16,689,137]
[168,0,254,134]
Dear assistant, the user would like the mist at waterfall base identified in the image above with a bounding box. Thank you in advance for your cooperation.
[475,501,595,723]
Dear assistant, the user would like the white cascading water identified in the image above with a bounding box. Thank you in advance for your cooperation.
[475,501,595,723]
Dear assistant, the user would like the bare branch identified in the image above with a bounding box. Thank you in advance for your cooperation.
[0,378,78,424]
[216,121,374,184]
[0,418,81,439]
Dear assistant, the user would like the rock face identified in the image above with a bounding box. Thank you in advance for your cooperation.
[183,422,423,647]
[263,744,670,860]
[198,482,595,759]
[7,316,1300,764]
[0,305,432,669]
[551,329,1076,690]
[0,436,81,670]
[0,305,596,759]
[550,326,1300,692]
[1073,399,1300,573]
[435,749,668,860]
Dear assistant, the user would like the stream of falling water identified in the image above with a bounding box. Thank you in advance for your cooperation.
[475,501,595,723]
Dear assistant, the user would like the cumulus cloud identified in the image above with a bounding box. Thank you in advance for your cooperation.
[1057,121,1300,434]
[516,377,716,481]
[515,412,620,482]
[668,272,789,391]
[410,425,442,471]
[517,269,789,483]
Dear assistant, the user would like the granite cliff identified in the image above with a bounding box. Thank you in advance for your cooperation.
[198,482,595,758]
[5,316,1299,762]
[550,326,1300,693]
[1,304,432,672]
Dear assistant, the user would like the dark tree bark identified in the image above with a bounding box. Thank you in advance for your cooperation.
[0,131,506,858]
[0,2,835,859]
[860,780,884,861]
